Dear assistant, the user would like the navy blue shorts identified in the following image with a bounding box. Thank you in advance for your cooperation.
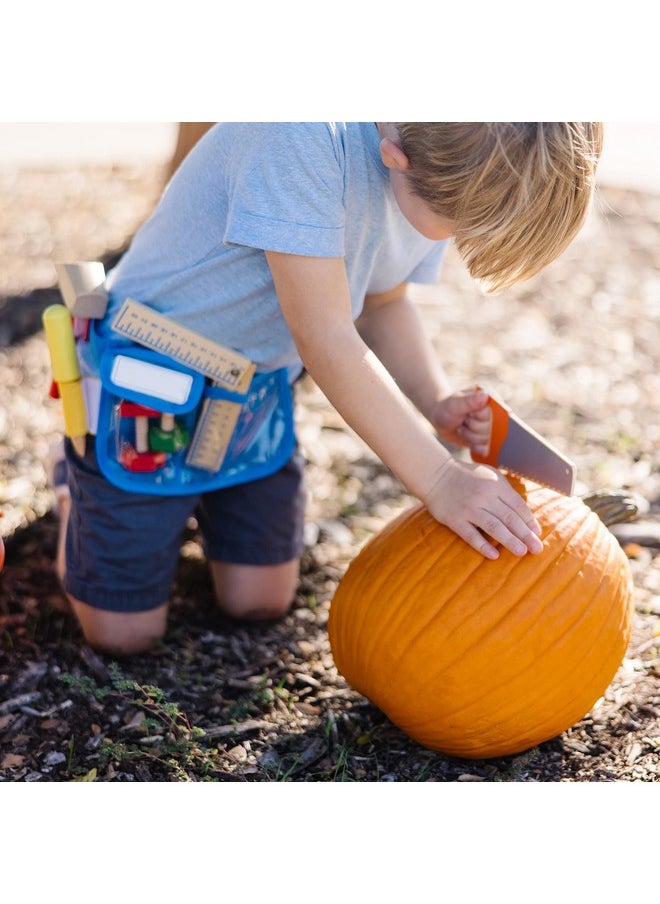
[62,437,307,613]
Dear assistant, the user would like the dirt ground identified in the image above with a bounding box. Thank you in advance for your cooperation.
[0,157,658,782]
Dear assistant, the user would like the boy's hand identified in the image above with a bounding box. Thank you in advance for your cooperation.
[424,457,544,560]
[431,387,492,457]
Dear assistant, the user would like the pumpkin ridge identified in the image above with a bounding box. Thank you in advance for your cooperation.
[366,489,575,670]
[335,486,579,660]
[402,529,633,754]
[393,558,515,675]
[429,574,630,744]
[381,511,629,742]
[331,508,428,673]
[339,509,465,681]
[415,513,622,709]
[406,615,629,759]
[357,542,470,690]
[520,605,632,750]
[481,579,634,757]
[377,541,487,661]
[353,525,444,659]
[357,512,535,690]
[406,523,589,696]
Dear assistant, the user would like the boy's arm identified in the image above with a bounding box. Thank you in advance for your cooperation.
[266,252,542,560]
[356,282,453,421]
[356,282,490,451]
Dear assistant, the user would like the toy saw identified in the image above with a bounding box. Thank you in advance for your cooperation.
[470,391,576,495]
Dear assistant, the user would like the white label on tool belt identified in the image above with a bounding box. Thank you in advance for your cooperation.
[110,355,193,405]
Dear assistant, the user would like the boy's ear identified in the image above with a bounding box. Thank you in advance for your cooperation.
[379,136,411,172]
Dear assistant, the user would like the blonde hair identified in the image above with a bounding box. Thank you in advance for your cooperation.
[395,122,604,293]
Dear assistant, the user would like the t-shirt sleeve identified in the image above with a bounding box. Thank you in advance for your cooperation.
[223,123,346,257]
[406,241,448,284]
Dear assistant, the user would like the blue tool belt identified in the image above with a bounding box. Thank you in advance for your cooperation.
[89,320,296,496]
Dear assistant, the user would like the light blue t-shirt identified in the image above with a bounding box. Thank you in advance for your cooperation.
[100,122,447,380]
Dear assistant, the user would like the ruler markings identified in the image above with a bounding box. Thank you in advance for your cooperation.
[186,396,243,472]
[111,298,254,392]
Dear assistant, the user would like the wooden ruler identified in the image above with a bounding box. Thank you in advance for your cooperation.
[111,298,254,392]
[111,298,256,472]
[185,394,244,472]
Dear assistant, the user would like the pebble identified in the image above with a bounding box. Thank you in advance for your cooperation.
[42,750,67,767]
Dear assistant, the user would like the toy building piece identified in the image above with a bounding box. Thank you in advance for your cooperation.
[149,412,190,453]
[55,261,109,319]
[118,400,160,452]
[119,444,167,473]
[117,400,167,472]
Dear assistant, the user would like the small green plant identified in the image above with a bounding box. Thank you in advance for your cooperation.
[59,662,219,780]
[225,673,277,721]
[305,592,318,612]
[329,744,353,781]
[66,735,75,773]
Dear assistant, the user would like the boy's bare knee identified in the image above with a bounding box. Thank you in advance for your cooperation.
[219,593,293,622]
[211,560,299,622]
[82,624,165,657]
[55,505,165,653]
[68,596,168,656]
[214,578,294,621]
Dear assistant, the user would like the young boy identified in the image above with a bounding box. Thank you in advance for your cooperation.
[54,122,603,655]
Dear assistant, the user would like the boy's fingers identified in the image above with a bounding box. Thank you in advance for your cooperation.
[444,388,488,419]
[470,507,543,557]
[499,508,544,552]
[466,406,491,424]
[457,432,489,457]
[456,525,500,560]
[504,490,543,537]
[427,459,544,560]
[475,511,528,556]
[456,489,544,558]
[459,388,489,413]
[449,503,543,559]
[463,414,491,436]
[457,413,491,454]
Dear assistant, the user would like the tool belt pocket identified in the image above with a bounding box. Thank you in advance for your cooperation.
[94,343,295,496]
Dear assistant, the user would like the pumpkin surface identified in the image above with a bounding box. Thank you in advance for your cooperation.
[328,477,634,759]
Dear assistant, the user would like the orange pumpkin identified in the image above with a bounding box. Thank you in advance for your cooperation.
[328,477,634,759]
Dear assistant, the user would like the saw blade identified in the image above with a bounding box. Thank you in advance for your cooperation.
[471,395,576,495]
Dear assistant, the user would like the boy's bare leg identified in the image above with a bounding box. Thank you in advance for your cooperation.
[67,597,168,656]
[56,487,297,647]
[210,559,299,621]
[50,482,73,614]
[55,492,168,655]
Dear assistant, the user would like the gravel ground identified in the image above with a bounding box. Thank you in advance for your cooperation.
[0,159,658,782]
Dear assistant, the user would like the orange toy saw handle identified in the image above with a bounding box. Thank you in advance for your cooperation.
[470,392,510,467]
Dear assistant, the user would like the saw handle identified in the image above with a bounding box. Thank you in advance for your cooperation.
[470,392,510,467]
